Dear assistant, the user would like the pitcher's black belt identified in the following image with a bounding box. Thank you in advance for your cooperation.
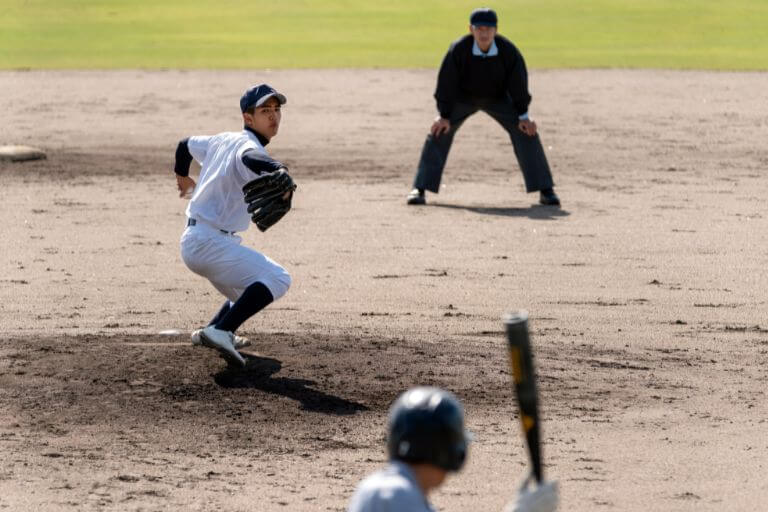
[187,218,236,235]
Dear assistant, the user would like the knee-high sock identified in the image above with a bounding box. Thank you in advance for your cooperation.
[215,282,274,333]
[208,300,232,326]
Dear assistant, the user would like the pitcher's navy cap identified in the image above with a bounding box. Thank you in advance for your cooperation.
[240,84,287,113]
[470,7,497,27]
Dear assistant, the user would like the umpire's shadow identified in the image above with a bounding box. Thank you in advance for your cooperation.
[430,202,570,220]
[213,354,368,415]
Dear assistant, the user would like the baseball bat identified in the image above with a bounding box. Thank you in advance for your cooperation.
[503,310,543,483]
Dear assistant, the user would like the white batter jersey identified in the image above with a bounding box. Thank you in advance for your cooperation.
[347,462,435,512]
[185,129,269,233]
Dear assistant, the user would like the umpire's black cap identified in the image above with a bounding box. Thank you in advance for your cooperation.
[387,387,470,472]
[470,7,498,27]
[240,84,287,113]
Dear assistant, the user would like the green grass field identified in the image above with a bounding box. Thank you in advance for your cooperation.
[1,0,767,70]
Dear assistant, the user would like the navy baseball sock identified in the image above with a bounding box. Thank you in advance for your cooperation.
[215,282,274,333]
[208,300,232,326]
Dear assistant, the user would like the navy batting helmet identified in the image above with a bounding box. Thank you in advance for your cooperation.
[387,387,470,472]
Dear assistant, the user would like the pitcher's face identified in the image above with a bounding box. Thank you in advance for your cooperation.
[244,97,282,140]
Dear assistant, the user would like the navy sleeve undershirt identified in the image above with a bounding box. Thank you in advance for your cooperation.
[241,149,284,175]
[174,137,192,177]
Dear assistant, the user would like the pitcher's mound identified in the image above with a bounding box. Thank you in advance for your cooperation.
[0,145,47,162]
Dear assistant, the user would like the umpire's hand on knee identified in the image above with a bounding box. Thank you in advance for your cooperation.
[518,119,538,137]
[431,117,451,138]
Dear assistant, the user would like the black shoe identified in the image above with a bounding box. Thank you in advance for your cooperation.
[406,188,426,205]
[539,188,560,206]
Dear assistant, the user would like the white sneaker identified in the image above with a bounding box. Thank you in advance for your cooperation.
[191,329,251,349]
[198,326,246,367]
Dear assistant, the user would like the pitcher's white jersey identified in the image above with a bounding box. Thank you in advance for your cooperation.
[186,129,270,233]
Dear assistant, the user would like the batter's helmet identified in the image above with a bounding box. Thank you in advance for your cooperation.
[387,387,470,472]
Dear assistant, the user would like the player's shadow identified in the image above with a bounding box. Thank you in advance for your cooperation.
[431,202,570,220]
[213,354,368,415]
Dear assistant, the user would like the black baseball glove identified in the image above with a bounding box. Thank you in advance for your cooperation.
[242,169,297,232]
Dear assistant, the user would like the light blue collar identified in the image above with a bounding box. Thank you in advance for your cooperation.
[472,39,498,57]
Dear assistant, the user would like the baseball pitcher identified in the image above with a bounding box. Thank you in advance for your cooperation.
[173,84,296,367]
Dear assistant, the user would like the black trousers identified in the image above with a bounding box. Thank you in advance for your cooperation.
[413,100,554,194]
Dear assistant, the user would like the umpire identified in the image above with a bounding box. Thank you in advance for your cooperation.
[407,7,560,207]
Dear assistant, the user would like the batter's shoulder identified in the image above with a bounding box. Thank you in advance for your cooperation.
[350,478,427,512]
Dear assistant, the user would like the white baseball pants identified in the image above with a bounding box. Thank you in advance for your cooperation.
[180,220,291,303]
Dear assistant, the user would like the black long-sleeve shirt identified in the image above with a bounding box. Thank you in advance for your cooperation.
[434,34,532,119]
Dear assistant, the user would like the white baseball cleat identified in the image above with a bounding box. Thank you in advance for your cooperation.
[191,329,251,349]
[198,326,246,367]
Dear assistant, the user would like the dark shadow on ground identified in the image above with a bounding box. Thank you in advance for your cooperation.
[430,202,570,220]
[213,354,368,415]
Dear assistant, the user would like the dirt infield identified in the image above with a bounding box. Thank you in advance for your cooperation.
[1,69,767,511]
